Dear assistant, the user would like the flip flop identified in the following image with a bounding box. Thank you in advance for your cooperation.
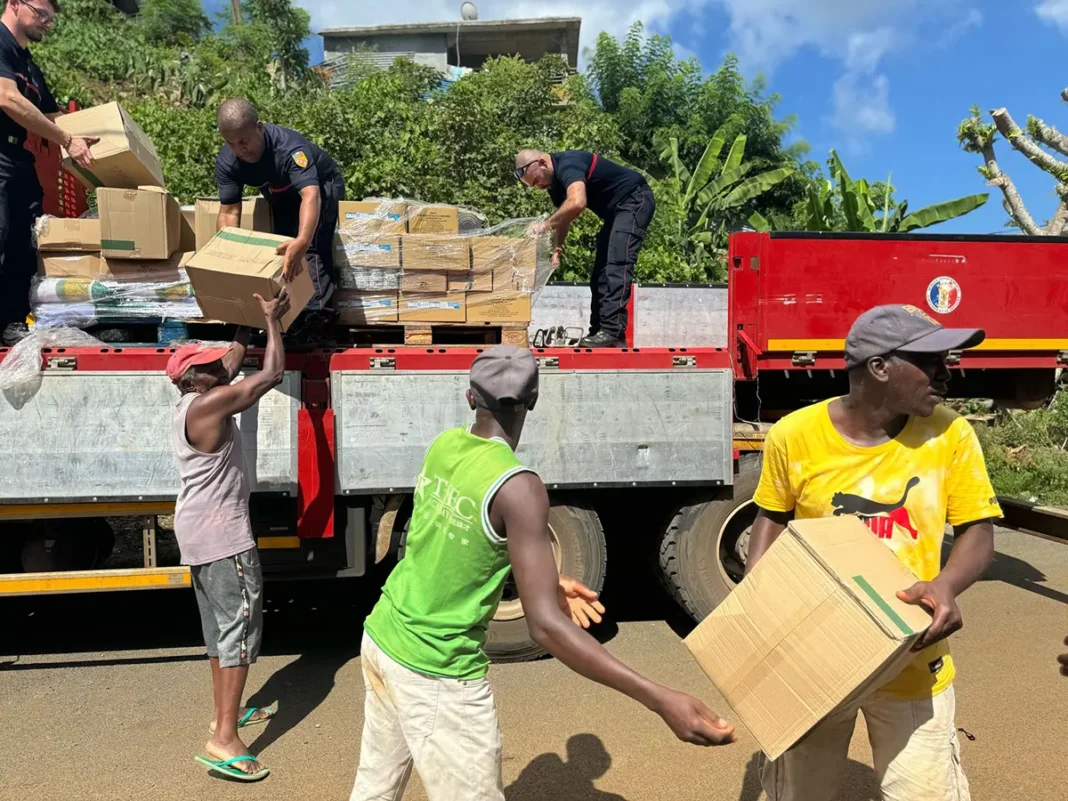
[194,754,270,782]
[238,707,274,729]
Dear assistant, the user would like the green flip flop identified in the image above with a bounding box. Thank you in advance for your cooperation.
[194,754,270,782]
[238,707,274,728]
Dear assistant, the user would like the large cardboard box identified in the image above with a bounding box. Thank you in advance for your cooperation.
[334,233,402,269]
[185,228,312,331]
[401,234,470,272]
[472,236,537,293]
[407,204,461,234]
[684,516,932,760]
[35,216,100,251]
[108,251,193,279]
[448,269,493,293]
[338,266,400,292]
[97,187,182,260]
[466,292,532,324]
[38,250,192,278]
[194,197,273,251]
[336,290,399,324]
[338,200,407,234]
[56,102,165,189]
[179,206,197,252]
[398,293,466,323]
[401,269,448,293]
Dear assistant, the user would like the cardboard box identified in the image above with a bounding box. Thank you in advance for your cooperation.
[338,200,407,234]
[448,269,493,293]
[194,197,273,251]
[107,251,193,279]
[401,234,470,272]
[401,269,448,293]
[35,216,100,251]
[407,204,461,234]
[336,290,399,324]
[465,292,532,323]
[338,266,400,292]
[683,516,932,760]
[398,292,466,323]
[334,233,402,269]
[97,186,182,260]
[56,102,165,189]
[185,228,312,331]
[37,250,193,279]
[472,236,538,293]
[180,206,197,252]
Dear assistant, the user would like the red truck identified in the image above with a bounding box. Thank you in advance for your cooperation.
[1,135,1064,663]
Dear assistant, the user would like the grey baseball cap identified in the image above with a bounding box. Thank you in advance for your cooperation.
[844,304,985,369]
[470,345,539,411]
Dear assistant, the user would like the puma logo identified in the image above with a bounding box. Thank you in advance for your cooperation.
[831,477,922,540]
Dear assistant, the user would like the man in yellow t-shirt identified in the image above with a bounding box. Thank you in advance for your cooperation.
[748,304,1002,801]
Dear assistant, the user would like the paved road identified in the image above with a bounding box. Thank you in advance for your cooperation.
[1,528,1065,801]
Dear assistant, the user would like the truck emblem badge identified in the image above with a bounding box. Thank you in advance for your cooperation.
[926,276,961,314]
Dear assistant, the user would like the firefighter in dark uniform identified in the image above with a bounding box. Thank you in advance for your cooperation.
[516,148,655,348]
[214,98,344,344]
[0,0,96,343]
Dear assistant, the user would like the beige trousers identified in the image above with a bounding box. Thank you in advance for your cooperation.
[761,684,971,801]
[349,632,505,801]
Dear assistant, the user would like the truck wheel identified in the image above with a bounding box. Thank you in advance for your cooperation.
[20,518,115,572]
[659,456,762,621]
[485,501,606,663]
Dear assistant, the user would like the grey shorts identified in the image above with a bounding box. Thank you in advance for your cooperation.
[190,547,263,668]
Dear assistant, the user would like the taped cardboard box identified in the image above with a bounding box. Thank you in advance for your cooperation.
[38,252,109,278]
[334,233,402,269]
[398,292,466,323]
[338,200,407,234]
[407,204,460,234]
[186,228,312,331]
[56,102,165,190]
[336,290,399,324]
[683,516,932,760]
[448,269,493,293]
[108,250,194,279]
[401,269,448,293]
[97,186,182,260]
[35,216,100,251]
[401,234,470,272]
[466,292,531,324]
[194,197,273,251]
[338,266,400,292]
[472,237,537,293]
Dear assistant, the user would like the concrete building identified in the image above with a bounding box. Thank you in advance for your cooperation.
[319,16,581,83]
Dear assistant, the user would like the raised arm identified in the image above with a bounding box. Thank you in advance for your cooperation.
[498,472,735,746]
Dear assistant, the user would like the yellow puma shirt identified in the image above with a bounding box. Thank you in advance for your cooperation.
[753,399,1002,699]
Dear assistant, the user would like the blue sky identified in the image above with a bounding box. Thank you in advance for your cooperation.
[215,1,1068,234]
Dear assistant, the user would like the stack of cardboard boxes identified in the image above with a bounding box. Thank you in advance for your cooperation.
[334,200,538,327]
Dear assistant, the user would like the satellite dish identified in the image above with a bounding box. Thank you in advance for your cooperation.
[461,2,478,20]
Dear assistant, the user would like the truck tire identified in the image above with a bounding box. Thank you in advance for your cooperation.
[659,455,762,621]
[20,518,115,572]
[485,501,606,663]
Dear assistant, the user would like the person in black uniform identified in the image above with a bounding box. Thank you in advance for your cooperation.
[516,149,655,348]
[0,0,96,344]
[214,98,344,344]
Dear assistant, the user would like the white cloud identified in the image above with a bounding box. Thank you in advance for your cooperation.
[831,72,894,153]
[1036,0,1068,32]
[935,7,982,48]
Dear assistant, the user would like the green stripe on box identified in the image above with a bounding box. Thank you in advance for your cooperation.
[71,163,104,188]
[101,239,136,250]
[215,229,281,248]
[852,575,914,636]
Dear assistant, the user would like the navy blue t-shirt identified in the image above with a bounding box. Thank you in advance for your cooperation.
[0,22,58,162]
[548,150,645,220]
[215,123,339,206]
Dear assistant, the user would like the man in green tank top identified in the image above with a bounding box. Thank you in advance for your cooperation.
[349,345,736,801]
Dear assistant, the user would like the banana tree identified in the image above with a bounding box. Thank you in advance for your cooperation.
[657,132,795,256]
[774,150,989,233]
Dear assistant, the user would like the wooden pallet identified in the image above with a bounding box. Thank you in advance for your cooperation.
[340,322,529,348]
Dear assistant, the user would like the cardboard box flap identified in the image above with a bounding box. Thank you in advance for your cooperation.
[195,228,289,276]
[136,185,167,193]
[786,517,932,640]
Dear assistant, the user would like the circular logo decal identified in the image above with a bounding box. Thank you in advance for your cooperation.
[926,276,961,314]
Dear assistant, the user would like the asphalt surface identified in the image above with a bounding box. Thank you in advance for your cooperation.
[1,527,1065,801]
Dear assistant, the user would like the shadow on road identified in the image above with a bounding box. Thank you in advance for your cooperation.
[735,750,880,801]
[506,733,629,801]
[982,549,1068,605]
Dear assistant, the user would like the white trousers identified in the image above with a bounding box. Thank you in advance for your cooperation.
[349,632,505,801]
[761,684,971,801]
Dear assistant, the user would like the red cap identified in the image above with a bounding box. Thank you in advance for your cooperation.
[166,344,232,384]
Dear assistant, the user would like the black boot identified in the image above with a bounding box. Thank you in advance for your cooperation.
[578,330,625,348]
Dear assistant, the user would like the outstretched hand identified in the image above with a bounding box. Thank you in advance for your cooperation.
[557,574,605,629]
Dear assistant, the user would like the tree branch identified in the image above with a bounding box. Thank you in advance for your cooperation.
[1047,186,1068,235]
[979,142,1043,235]
[992,108,1068,181]
[1028,116,1068,158]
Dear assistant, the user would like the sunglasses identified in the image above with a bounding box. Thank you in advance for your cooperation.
[21,2,54,23]
[514,160,539,182]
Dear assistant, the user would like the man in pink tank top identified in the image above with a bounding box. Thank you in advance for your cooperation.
[167,289,290,782]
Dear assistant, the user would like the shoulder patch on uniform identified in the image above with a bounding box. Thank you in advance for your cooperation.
[292,150,308,169]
